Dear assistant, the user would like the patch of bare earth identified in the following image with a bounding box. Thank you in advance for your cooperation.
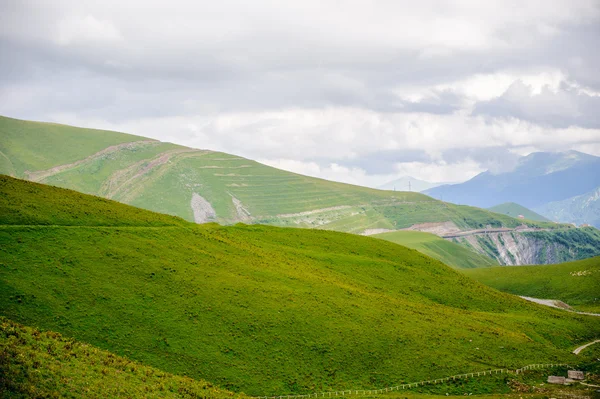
[190,193,217,223]
[402,221,462,236]
[25,140,158,181]
[276,205,354,219]
[100,149,203,198]
[230,195,252,222]
[362,228,395,236]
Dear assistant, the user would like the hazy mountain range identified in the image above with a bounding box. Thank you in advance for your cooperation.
[424,150,600,227]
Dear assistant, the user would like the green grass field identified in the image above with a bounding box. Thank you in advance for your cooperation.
[4,314,599,399]
[4,316,598,399]
[373,231,498,269]
[464,257,600,313]
[0,317,244,398]
[1,176,599,396]
[0,115,560,236]
[488,203,550,223]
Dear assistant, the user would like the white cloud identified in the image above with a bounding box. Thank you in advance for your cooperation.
[1,0,600,189]
[56,15,122,46]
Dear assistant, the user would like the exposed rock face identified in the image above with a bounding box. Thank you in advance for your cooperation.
[190,193,216,223]
[231,195,252,222]
[452,231,573,265]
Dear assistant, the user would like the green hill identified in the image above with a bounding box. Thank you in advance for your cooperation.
[0,316,243,398]
[0,115,555,234]
[1,176,599,396]
[488,203,550,222]
[373,230,498,269]
[464,257,600,313]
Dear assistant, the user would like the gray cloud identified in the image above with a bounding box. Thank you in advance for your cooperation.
[318,149,431,175]
[0,0,599,185]
[473,80,600,128]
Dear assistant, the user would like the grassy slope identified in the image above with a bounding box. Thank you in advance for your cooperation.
[1,176,599,396]
[0,174,186,227]
[0,115,553,235]
[464,257,600,313]
[0,317,243,399]
[373,231,498,269]
[0,115,149,177]
[4,317,599,399]
[488,203,550,222]
[4,317,598,399]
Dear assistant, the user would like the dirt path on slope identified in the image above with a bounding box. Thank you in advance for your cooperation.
[572,339,600,355]
[441,225,547,239]
[24,140,158,181]
[100,148,204,199]
[520,296,600,317]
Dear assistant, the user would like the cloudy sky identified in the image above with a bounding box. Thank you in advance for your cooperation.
[1,0,600,187]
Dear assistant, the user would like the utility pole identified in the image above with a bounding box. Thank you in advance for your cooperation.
[408,181,411,192]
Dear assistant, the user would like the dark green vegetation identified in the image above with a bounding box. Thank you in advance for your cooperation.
[0,115,557,234]
[488,203,550,222]
[1,176,600,396]
[464,257,600,313]
[0,317,243,398]
[521,228,600,263]
[373,230,498,269]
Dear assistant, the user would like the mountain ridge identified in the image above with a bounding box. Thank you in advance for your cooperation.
[425,150,600,217]
[0,115,553,236]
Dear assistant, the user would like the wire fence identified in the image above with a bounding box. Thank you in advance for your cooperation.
[252,363,569,399]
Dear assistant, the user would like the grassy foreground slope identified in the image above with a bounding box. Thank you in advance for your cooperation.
[0,317,241,399]
[373,230,498,269]
[464,257,600,313]
[0,115,555,235]
[1,176,599,396]
[488,203,550,222]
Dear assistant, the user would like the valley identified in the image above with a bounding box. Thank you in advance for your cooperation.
[2,4,600,399]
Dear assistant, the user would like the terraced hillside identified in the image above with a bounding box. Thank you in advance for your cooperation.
[464,257,600,313]
[1,176,599,396]
[2,115,599,265]
[373,231,499,269]
[0,115,551,234]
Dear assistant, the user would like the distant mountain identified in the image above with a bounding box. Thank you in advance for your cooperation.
[378,176,446,192]
[535,186,600,228]
[488,202,551,222]
[424,151,600,210]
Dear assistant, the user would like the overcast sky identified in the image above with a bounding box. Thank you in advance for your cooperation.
[1,0,600,187]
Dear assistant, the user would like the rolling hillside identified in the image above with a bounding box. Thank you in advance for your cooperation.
[464,257,600,313]
[0,317,242,398]
[1,176,600,396]
[0,115,551,234]
[373,231,498,269]
[2,115,599,266]
[488,202,550,222]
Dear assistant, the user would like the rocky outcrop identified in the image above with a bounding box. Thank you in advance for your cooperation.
[452,230,595,265]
